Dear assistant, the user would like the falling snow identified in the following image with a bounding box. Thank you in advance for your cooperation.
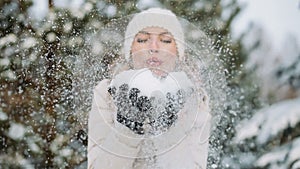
[1,0,299,168]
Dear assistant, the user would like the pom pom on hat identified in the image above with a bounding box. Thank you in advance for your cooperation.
[124,8,185,61]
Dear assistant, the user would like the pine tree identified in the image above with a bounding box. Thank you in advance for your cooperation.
[0,0,261,168]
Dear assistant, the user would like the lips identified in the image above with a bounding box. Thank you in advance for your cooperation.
[146,57,162,66]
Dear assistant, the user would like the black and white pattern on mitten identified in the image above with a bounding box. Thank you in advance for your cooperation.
[108,84,191,135]
[147,89,186,134]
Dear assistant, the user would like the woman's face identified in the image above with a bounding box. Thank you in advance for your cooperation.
[131,27,178,77]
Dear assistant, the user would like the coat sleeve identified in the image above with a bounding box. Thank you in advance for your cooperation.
[180,87,212,169]
[87,79,115,168]
[87,79,140,169]
[154,91,212,169]
[195,88,212,169]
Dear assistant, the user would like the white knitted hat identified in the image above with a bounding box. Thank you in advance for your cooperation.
[124,8,185,61]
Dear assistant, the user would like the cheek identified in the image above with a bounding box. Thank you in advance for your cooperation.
[131,43,146,67]
[164,50,177,71]
[164,46,178,59]
[170,45,178,56]
[162,43,178,56]
[167,57,177,67]
[131,42,147,53]
[131,45,138,54]
[131,53,146,69]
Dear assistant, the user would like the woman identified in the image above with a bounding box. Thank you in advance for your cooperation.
[88,8,211,169]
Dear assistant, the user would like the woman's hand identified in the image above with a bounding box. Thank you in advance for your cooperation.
[108,84,188,135]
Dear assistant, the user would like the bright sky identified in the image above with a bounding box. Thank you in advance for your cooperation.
[232,0,300,48]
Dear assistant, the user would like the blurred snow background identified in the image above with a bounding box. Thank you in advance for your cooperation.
[1,0,300,168]
[232,0,300,102]
[229,0,300,168]
[28,0,300,102]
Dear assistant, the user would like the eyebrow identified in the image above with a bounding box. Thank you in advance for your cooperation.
[138,31,172,36]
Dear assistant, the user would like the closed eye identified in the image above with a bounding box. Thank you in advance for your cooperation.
[160,34,173,44]
[137,38,148,43]
[161,39,172,43]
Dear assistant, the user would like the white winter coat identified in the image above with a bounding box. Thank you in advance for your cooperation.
[88,74,211,169]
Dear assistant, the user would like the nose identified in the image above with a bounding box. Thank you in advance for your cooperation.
[149,37,159,52]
